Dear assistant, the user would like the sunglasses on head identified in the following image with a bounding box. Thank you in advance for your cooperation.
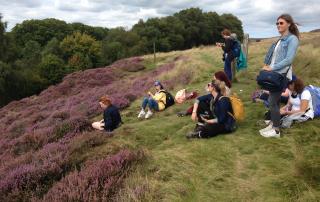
[276,22,285,26]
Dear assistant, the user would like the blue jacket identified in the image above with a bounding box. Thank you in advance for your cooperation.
[103,105,122,132]
[264,33,299,72]
[212,96,235,132]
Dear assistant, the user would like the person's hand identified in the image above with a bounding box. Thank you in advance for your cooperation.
[216,42,222,47]
[148,91,153,96]
[262,65,272,71]
[191,112,198,122]
[201,116,208,123]
[280,108,287,115]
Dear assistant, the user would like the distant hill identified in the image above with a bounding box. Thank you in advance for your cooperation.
[310,29,320,32]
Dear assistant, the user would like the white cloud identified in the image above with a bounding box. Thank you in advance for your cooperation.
[0,0,319,37]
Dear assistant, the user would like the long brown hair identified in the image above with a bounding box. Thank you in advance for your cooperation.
[293,78,305,94]
[277,14,300,39]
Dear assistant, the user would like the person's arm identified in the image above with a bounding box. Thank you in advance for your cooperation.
[284,91,311,115]
[285,100,309,115]
[201,117,218,124]
[272,36,299,71]
[191,102,199,121]
[280,101,292,115]
[191,94,212,121]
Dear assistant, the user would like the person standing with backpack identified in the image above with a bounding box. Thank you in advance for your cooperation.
[259,14,300,138]
[216,29,240,81]
[138,81,173,119]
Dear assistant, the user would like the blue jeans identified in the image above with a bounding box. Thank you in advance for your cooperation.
[224,55,232,81]
[142,97,159,111]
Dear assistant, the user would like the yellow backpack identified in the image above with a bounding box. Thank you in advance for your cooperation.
[228,95,245,122]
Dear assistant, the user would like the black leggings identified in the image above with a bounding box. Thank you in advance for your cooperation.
[200,123,230,138]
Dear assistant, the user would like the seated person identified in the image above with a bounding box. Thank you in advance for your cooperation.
[92,95,122,132]
[186,81,236,139]
[177,71,232,117]
[137,81,167,119]
[279,78,314,128]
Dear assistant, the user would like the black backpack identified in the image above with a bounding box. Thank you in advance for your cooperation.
[159,90,175,108]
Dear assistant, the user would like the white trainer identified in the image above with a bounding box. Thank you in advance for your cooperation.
[145,110,153,119]
[259,124,273,134]
[137,109,146,118]
[260,129,280,138]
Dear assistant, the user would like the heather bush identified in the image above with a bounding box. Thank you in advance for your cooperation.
[41,149,145,202]
[0,55,187,201]
[0,143,70,201]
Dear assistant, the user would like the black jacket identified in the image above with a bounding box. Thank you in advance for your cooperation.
[103,105,122,132]
[211,96,235,132]
[222,38,235,60]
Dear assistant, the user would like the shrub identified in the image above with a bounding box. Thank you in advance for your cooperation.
[41,149,145,202]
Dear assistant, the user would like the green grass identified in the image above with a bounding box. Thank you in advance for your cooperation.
[96,33,320,201]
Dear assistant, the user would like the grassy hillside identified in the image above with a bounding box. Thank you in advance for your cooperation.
[112,32,320,201]
[0,32,319,201]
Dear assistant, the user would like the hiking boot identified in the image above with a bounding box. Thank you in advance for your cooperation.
[145,110,153,119]
[186,131,201,139]
[138,109,146,118]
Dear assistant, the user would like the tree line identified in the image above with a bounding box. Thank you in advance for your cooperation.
[0,8,243,107]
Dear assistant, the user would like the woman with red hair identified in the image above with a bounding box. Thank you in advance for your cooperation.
[92,95,122,132]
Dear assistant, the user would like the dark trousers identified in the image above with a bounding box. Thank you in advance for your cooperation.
[224,56,233,81]
[268,91,282,128]
[200,123,229,138]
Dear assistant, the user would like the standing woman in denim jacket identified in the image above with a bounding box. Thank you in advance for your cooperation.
[259,14,300,138]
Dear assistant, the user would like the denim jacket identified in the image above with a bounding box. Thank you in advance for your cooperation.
[264,33,299,73]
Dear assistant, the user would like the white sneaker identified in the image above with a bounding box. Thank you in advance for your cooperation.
[259,124,273,134]
[145,110,153,119]
[260,129,280,138]
[137,110,146,118]
[264,120,271,125]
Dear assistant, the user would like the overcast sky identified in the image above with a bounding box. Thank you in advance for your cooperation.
[0,0,319,38]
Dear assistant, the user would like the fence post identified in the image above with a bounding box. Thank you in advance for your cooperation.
[242,33,249,59]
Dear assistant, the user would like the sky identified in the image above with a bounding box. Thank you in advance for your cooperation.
[0,0,319,38]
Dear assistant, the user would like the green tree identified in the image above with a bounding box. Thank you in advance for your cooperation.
[60,31,101,70]
[11,18,70,47]
[39,54,66,84]
[101,41,125,65]
[67,52,92,71]
[0,14,7,61]
[42,37,62,57]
